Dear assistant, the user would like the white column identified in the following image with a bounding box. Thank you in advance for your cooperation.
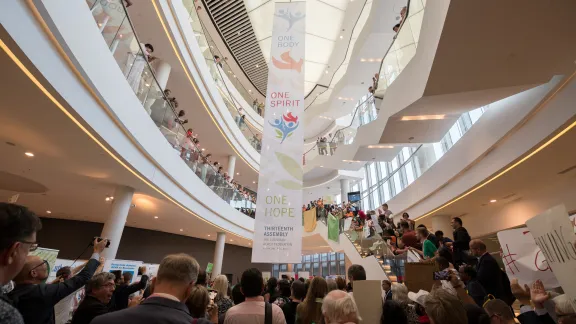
[211,232,226,279]
[431,215,452,238]
[227,155,236,177]
[144,60,172,115]
[100,186,134,260]
[340,178,350,203]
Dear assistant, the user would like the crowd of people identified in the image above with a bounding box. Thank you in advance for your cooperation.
[3,202,576,324]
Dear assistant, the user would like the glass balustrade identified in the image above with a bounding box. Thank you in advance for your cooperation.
[303,0,427,164]
[180,0,262,152]
[86,0,256,216]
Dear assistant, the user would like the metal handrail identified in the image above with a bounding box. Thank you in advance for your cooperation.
[116,1,257,204]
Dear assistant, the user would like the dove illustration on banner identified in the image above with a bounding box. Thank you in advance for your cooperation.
[272,51,304,73]
[275,8,305,31]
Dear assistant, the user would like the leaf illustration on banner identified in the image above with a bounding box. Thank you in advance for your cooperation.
[275,152,302,181]
[276,180,302,190]
[275,129,283,139]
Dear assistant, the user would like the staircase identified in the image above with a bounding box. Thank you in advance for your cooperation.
[306,219,406,282]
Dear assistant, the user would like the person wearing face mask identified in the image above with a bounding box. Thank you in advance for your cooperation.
[91,254,200,324]
[9,237,107,324]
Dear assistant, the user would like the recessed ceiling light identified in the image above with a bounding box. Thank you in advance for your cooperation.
[339,35,343,39]
[366,145,394,149]
[236,172,240,175]
[320,165,324,167]
[105,197,110,202]
[401,115,446,121]
[207,234,211,237]
[490,199,497,203]
[180,228,184,231]
[201,148,205,151]
[252,181,256,184]
[248,89,252,92]
[360,58,366,62]
[230,239,234,242]
[154,216,159,219]
[46,210,52,214]
[25,152,34,157]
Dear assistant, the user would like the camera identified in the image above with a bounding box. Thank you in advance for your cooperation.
[91,236,111,248]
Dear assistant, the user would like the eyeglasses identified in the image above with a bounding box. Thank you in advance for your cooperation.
[18,240,38,252]
[29,259,48,273]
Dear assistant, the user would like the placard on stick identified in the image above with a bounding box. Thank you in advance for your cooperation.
[525,205,576,311]
[352,280,383,324]
[404,262,437,293]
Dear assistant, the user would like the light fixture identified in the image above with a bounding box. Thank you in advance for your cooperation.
[230,239,234,242]
[320,165,324,168]
[339,35,343,39]
[46,210,52,214]
[360,58,366,62]
[154,216,159,219]
[401,115,446,121]
[105,197,110,202]
[252,181,256,184]
[366,145,394,149]
[180,228,184,232]
[342,160,362,163]
[490,199,497,203]
[201,148,205,151]
[236,172,240,175]
[24,152,34,157]
[207,234,211,237]
[248,89,252,92]
[325,70,328,74]
[256,64,259,68]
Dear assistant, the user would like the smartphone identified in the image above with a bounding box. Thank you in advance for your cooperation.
[92,236,111,248]
[209,291,217,301]
[432,270,450,280]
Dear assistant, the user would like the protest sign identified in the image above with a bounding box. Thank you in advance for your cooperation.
[103,259,142,284]
[526,205,576,310]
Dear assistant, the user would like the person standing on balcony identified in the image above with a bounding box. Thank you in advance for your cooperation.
[125,43,155,95]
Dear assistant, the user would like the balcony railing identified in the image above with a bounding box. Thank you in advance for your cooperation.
[86,0,256,214]
[180,0,263,152]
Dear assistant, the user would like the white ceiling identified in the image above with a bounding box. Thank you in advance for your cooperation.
[246,0,354,94]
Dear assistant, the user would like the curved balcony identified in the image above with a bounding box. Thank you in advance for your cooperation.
[84,0,258,211]
[303,0,425,166]
[178,0,263,152]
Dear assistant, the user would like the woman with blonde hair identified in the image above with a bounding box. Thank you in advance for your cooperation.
[212,275,234,320]
[296,277,328,324]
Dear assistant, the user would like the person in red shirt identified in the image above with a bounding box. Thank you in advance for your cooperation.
[397,221,418,253]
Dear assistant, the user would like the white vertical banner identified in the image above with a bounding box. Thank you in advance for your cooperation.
[252,2,305,263]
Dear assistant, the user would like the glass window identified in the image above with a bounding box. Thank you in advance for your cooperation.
[392,171,402,195]
[338,253,345,260]
[369,163,378,187]
[352,184,359,192]
[383,180,392,202]
[322,263,328,277]
[335,194,341,205]
[448,122,462,145]
[321,253,328,261]
[304,255,311,262]
[330,261,337,275]
[313,262,319,276]
[371,189,380,210]
[391,157,399,172]
[339,260,345,276]
[405,161,415,184]
[313,254,319,262]
[401,147,411,161]
[280,264,287,271]
[469,107,484,124]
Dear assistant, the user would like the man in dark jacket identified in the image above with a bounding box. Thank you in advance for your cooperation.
[9,238,107,324]
[71,272,117,324]
[282,279,306,324]
[110,266,148,310]
[0,203,43,324]
[470,239,505,300]
[458,265,486,307]
[451,217,471,265]
[91,253,199,324]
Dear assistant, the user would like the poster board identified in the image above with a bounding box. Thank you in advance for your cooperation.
[48,258,87,283]
[103,259,143,284]
[297,271,310,279]
[30,247,59,276]
[262,271,271,282]
[526,205,576,311]
[404,262,437,293]
[352,280,382,324]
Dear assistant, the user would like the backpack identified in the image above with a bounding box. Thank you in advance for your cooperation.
[273,296,290,308]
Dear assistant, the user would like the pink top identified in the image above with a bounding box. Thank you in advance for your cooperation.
[223,299,286,324]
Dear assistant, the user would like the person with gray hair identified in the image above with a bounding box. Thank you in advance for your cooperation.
[91,253,200,324]
[321,290,361,324]
[71,272,116,324]
[326,278,338,292]
[390,283,419,324]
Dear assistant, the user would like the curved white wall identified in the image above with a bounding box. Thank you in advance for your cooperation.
[388,75,575,223]
[2,1,254,238]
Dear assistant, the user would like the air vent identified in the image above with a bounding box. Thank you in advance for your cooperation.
[558,164,576,175]
[500,193,516,200]
[202,0,268,96]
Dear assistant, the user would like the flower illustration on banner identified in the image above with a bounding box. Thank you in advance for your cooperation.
[272,51,304,73]
[275,8,305,31]
[270,112,299,143]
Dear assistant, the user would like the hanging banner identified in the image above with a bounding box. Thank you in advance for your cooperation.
[252,2,306,263]
[525,205,576,311]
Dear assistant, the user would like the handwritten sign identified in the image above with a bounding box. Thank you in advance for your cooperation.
[526,205,576,310]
